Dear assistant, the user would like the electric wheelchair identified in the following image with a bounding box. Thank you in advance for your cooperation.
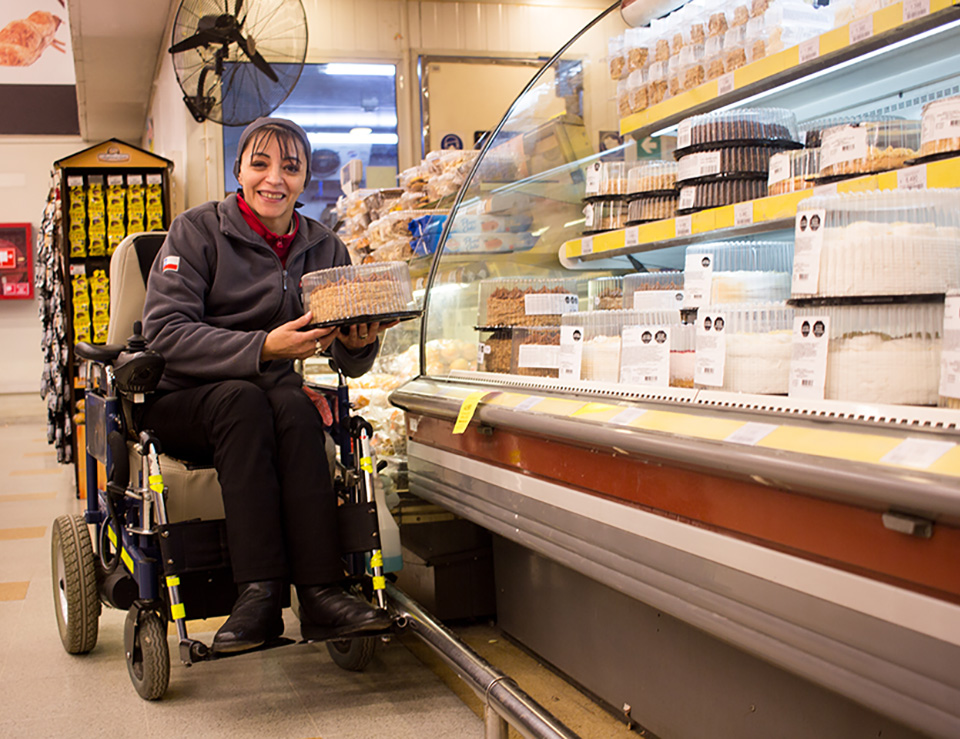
[51,232,401,700]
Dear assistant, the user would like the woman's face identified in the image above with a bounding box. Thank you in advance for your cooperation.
[237,131,307,233]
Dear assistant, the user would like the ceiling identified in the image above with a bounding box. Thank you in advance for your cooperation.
[68,0,178,144]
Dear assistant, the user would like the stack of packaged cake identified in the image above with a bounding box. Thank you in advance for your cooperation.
[626,161,679,224]
[675,109,801,213]
[790,189,960,405]
[583,162,629,235]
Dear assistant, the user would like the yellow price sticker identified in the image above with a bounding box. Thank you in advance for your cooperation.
[453,391,497,434]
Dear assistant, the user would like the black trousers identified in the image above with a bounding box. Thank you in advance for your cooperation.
[140,380,343,585]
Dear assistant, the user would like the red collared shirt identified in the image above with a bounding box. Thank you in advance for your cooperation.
[236,192,299,267]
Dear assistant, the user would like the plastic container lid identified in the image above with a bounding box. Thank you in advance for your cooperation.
[627,161,678,194]
[302,262,417,326]
[767,148,820,196]
[676,107,800,154]
[478,277,581,328]
[587,276,624,311]
[920,94,960,158]
[818,120,921,178]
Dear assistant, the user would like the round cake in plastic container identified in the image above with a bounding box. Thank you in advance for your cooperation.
[695,302,795,394]
[920,95,960,159]
[478,277,580,328]
[627,161,678,194]
[583,199,627,235]
[792,189,960,298]
[676,108,800,154]
[677,178,768,213]
[767,148,820,196]
[627,194,679,224]
[623,271,685,310]
[303,262,418,327]
[478,329,513,374]
[510,326,562,378]
[686,241,793,303]
[587,276,624,311]
[818,120,921,178]
[600,161,628,197]
[678,146,783,184]
[795,301,943,405]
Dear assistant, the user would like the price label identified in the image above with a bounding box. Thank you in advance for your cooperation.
[717,72,735,96]
[683,251,713,308]
[798,37,820,64]
[678,187,696,211]
[768,152,790,185]
[610,407,647,425]
[881,438,955,469]
[897,165,927,191]
[525,293,579,315]
[558,325,584,381]
[734,202,754,227]
[903,0,930,22]
[788,316,830,399]
[581,236,593,256]
[792,208,826,295]
[699,151,722,177]
[726,422,777,446]
[107,175,124,186]
[849,16,873,45]
[675,214,693,238]
[940,294,960,401]
[620,325,671,387]
[694,312,726,387]
[624,226,640,249]
[514,396,541,412]
[677,120,692,150]
[67,175,84,187]
[453,391,496,434]
[585,162,602,197]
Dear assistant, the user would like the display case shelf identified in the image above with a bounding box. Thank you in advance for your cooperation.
[562,152,960,264]
[620,0,960,139]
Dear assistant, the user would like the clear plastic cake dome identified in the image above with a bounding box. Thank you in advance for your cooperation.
[795,302,943,405]
[767,148,820,196]
[627,161,679,194]
[587,276,624,311]
[623,271,685,310]
[685,241,794,303]
[920,94,960,158]
[792,189,960,298]
[676,107,800,152]
[509,326,562,378]
[818,120,921,178]
[302,262,417,326]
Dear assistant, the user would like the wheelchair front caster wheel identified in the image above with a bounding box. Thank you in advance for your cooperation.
[326,636,376,671]
[51,514,101,654]
[125,606,170,700]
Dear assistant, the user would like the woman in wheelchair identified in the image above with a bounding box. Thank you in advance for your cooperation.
[140,117,393,655]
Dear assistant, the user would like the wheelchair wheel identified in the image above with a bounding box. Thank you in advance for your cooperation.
[326,636,377,671]
[126,609,170,700]
[51,514,101,654]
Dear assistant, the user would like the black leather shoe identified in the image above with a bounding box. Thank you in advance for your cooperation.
[297,584,391,641]
[212,580,285,654]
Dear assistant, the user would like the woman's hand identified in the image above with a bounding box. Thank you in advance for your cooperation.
[262,311,337,362]
[337,320,399,351]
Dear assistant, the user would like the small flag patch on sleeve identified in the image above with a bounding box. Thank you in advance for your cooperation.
[162,256,180,272]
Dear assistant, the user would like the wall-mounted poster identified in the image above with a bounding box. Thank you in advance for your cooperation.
[0,0,78,135]
[0,223,33,299]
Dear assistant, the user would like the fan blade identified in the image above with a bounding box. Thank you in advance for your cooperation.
[228,28,279,83]
[169,29,218,54]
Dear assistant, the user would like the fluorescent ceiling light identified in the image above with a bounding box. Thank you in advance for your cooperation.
[307,132,399,145]
[350,127,373,136]
[322,63,396,77]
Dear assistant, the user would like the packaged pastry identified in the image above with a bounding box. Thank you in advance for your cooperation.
[679,43,706,91]
[667,54,682,98]
[600,161,628,197]
[478,329,513,374]
[584,199,628,234]
[818,120,921,178]
[792,190,960,298]
[617,78,631,118]
[587,276,624,311]
[627,194,679,224]
[478,277,580,328]
[627,161,678,194]
[731,4,750,26]
[695,302,795,394]
[920,95,960,159]
[302,262,417,325]
[610,34,627,80]
[627,69,648,114]
[678,146,783,183]
[625,26,650,73]
[795,302,943,405]
[510,326,562,378]
[678,178,768,213]
[767,148,820,195]
[623,272,685,311]
[676,108,800,153]
[561,310,632,383]
[708,10,729,37]
[686,241,793,304]
[647,61,668,105]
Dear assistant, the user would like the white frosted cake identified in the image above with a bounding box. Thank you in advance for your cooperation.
[582,335,622,383]
[825,334,941,405]
[711,271,791,303]
[720,331,793,394]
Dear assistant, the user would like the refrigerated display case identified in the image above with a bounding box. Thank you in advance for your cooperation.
[390,2,960,737]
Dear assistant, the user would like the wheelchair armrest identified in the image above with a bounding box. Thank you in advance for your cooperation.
[76,342,125,364]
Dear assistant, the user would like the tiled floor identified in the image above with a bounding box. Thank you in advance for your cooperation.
[0,394,482,738]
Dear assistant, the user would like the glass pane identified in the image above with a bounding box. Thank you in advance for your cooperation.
[422,5,628,375]
[223,62,399,226]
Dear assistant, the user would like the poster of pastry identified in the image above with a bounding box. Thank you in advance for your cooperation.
[0,0,78,134]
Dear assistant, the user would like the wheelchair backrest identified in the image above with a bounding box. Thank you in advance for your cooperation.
[107,232,167,345]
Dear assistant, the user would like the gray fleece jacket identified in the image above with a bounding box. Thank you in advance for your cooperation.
[142,193,377,391]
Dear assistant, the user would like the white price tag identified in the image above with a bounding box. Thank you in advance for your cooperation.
[146,174,163,185]
[514,396,541,412]
[633,290,684,311]
[620,325,671,387]
[477,343,489,367]
[518,343,560,370]
[798,37,820,64]
[726,422,778,446]
[734,201,754,227]
[788,316,830,399]
[525,293,579,315]
[922,97,960,148]
[675,214,693,238]
[881,438,955,469]
[67,176,84,187]
[683,251,713,308]
[610,407,647,425]
[581,236,593,255]
[820,125,868,174]
[768,152,790,185]
[903,0,930,22]
[127,174,143,185]
[813,182,838,197]
[717,72,735,96]
[700,151,722,177]
[694,312,726,387]
[585,162,602,197]
[849,16,873,45]
[678,155,699,183]
[679,187,696,211]
[792,208,825,295]
[558,325,584,381]
[624,226,639,249]
[940,294,960,401]
[69,264,86,276]
[677,120,692,150]
[897,165,927,191]
[107,175,124,186]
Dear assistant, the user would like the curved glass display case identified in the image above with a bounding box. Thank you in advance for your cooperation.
[395,1,960,737]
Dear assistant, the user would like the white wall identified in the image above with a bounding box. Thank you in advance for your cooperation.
[0,137,85,394]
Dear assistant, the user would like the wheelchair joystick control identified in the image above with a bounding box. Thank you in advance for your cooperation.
[113,322,165,398]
